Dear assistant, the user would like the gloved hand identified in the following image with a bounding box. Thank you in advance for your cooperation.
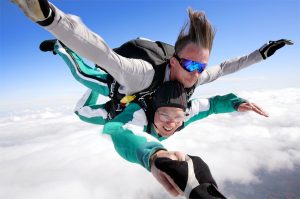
[39,39,57,55]
[11,0,53,24]
[155,155,227,199]
[259,39,294,59]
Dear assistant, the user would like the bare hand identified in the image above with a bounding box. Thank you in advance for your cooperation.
[150,150,186,196]
[237,102,269,117]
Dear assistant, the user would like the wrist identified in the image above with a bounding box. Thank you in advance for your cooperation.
[37,4,55,26]
[150,149,167,165]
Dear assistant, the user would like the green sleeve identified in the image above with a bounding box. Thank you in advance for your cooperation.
[209,93,247,114]
[102,103,166,171]
[184,93,247,127]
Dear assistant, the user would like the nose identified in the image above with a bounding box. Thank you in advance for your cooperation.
[165,120,177,126]
[193,70,199,76]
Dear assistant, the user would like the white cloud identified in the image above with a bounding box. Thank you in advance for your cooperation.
[0,88,300,199]
[165,88,300,190]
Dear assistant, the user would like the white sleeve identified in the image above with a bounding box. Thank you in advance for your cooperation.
[197,50,263,85]
[44,4,154,94]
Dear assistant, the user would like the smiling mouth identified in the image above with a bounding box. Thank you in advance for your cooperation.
[163,126,173,131]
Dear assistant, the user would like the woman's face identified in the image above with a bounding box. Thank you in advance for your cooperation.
[153,107,185,137]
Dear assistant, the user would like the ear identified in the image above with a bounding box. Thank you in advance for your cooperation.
[169,56,177,68]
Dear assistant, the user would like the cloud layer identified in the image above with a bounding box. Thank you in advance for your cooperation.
[1,88,300,199]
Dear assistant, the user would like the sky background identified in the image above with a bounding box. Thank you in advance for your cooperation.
[1,0,300,198]
[1,0,300,109]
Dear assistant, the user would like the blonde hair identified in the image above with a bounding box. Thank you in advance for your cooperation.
[175,8,216,54]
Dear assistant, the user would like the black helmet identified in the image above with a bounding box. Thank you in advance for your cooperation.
[152,81,187,111]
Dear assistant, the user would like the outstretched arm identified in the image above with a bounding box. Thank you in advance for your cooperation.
[184,93,246,127]
[184,93,269,127]
[12,0,154,94]
[197,39,293,86]
[102,103,166,171]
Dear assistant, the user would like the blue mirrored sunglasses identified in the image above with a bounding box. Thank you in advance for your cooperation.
[174,54,207,73]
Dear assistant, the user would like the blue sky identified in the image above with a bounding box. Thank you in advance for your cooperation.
[1,0,300,108]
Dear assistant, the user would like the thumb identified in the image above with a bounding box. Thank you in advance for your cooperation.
[155,157,188,192]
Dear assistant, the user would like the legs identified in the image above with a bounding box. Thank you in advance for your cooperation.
[74,89,108,125]
[39,39,111,124]
[41,39,110,96]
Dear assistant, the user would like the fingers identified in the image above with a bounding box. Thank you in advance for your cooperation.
[249,102,269,117]
[278,39,294,45]
[159,172,182,196]
[174,151,186,161]
[151,160,182,196]
[153,150,186,162]
[152,150,182,161]
[150,151,187,196]
[164,173,184,196]
[239,102,269,117]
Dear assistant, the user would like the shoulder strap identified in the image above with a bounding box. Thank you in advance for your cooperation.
[113,39,174,66]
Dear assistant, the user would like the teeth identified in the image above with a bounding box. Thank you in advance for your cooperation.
[163,126,173,131]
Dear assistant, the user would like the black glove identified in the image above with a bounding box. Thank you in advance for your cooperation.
[259,39,294,59]
[155,155,227,199]
[39,39,57,55]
